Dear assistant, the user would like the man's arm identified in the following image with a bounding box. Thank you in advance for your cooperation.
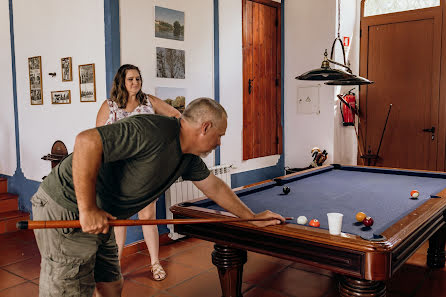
[72,128,115,234]
[193,173,285,227]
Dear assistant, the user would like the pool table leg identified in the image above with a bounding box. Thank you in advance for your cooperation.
[211,244,247,297]
[427,225,446,268]
[338,276,386,297]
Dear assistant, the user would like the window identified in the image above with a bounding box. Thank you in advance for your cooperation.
[364,0,439,17]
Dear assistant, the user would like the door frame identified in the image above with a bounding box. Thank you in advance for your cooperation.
[359,3,445,170]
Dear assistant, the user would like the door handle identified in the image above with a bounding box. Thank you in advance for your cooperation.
[248,78,254,94]
[422,126,435,140]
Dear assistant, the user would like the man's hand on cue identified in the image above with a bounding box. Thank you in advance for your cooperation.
[79,207,116,234]
[250,210,286,227]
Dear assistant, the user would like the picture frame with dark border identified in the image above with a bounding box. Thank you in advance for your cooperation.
[61,57,72,82]
[28,56,43,105]
[51,90,71,104]
[79,63,96,102]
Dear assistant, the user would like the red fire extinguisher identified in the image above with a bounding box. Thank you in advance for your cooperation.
[340,89,357,126]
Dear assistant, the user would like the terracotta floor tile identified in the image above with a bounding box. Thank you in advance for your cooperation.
[152,293,177,297]
[0,230,36,244]
[121,279,161,297]
[0,281,39,297]
[415,269,446,297]
[243,253,288,284]
[387,264,429,295]
[125,259,205,290]
[261,267,337,297]
[244,286,291,297]
[2,256,41,280]
[406,253,428,267]
[166,243,215,270]
[120,252,151,275]
[166,268,221,297]
[0,244,39,267]
[0,269,27,291]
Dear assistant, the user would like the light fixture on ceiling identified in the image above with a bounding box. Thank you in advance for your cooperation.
[295,0,373,86]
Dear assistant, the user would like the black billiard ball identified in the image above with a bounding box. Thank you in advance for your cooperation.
[283,186,290,195]
[363,216,374,227]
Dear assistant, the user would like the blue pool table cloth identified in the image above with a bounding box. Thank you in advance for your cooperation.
[190,166,446,240]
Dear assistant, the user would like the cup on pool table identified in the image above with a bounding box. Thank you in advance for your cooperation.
[327,213,343,235]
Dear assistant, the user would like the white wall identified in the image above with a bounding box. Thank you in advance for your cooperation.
[120,0,215,167]
[219,0,281,174]
[0,0,17,176]
[284,0,337,169]
[13,0,106,181]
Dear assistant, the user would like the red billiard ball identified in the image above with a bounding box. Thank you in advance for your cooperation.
[309,219,320,227]
[363,217,374,227]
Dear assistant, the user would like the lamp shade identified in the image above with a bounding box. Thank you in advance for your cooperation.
[296,67,354,81]
[324,75,374,85]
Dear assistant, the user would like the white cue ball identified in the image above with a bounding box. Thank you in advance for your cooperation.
[297,216,308,225]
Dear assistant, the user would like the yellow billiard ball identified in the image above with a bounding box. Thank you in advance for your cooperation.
[355,212,367,222]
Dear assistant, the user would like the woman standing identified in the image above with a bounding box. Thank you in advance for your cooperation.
[96,64,180,281]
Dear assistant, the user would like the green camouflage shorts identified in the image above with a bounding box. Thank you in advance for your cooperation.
[31,187,122,297]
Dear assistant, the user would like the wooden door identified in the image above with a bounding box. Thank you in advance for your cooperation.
[242,0,282,160]
[359,7,442,170]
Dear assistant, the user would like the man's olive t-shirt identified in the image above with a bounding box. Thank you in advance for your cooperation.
[41,114,210,219]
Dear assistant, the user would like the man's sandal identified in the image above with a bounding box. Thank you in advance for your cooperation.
[150,261,167,281]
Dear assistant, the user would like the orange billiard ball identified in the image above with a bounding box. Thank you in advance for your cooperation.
[355,212,367,222]
[309,219,320,227]
[410,190,419,199]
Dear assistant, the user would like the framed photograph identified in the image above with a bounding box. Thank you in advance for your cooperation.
[155,87,186,113]
[28,56,43,105]
[51,90,71,104]
[156,47,185,79]
[155,6,185,41]
[79,63,96,102]
[61,57,72,82]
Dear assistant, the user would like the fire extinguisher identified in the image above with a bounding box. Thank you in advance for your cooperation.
[340,88,357,126]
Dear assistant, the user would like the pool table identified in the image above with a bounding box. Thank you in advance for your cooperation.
[170,164,446,297]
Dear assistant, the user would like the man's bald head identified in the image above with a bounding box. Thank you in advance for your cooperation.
[181,97,227,127]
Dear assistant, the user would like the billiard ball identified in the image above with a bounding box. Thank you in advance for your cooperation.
[309,219,320,227]
[283,186,290,194]
[355,212,367,222]
[410,190,419,199]
[297,216,308,225]
[363,216,374,227]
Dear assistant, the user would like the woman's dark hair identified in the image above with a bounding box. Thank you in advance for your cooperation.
[110,64,146,108]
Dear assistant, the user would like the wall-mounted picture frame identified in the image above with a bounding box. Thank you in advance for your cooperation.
[156,47,185,79]
[155,87,186,113]
[61,57,72,82]
[51,90,71,104]
[79,63,96,102]
[155,6,185,41]
[28,56,43,105]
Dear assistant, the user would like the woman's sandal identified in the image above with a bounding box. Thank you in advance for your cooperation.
[150,261,167,281]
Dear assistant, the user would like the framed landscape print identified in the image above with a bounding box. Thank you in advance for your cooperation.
[155,6,185,41]
[51,90,71,104]
[61,57,72,82]
[28,56,43,105]
[156,47,185,79]
[79,63,96,102]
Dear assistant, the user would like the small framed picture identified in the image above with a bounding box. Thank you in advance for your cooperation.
[28,56,43,105]
[61,57,72,82]
[79,63,96,102]
[51,90,71,104]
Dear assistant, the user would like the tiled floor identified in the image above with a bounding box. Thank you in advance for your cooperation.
[0,230,445,297]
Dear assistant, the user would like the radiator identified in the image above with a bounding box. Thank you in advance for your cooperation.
[164,164,232,240]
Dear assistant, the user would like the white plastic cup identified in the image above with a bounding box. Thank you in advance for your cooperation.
[327,213,343,235]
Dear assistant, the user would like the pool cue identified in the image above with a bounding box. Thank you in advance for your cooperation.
[373,104,392,166]
[17,217,295,230]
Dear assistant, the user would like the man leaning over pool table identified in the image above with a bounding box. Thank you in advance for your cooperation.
[31,97,285,297]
